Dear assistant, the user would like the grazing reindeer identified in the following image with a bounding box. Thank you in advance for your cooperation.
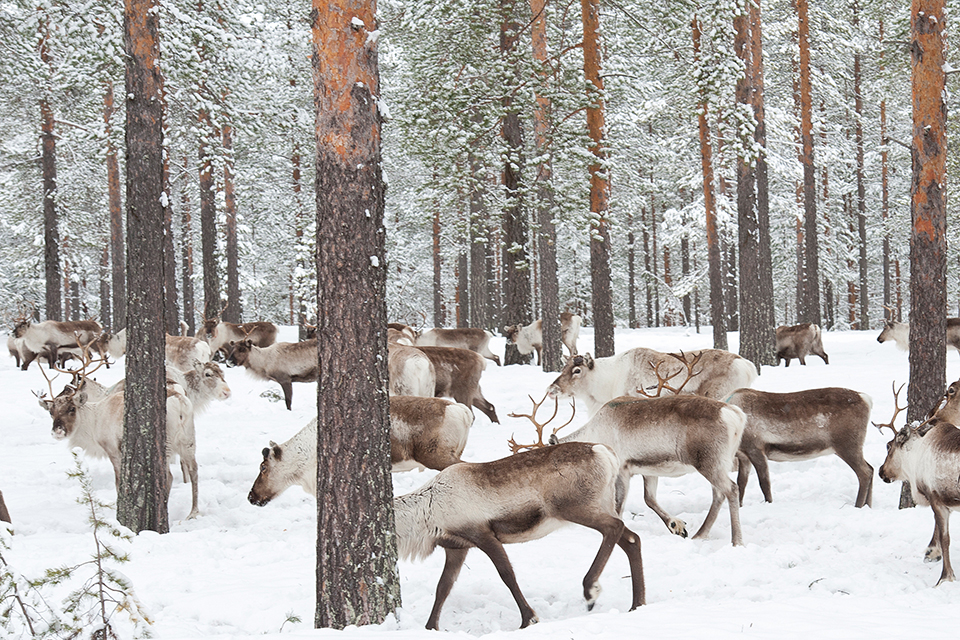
[503,312,582,365]
[228,339,317,410]
[876,383,960,586]
[775,323,829,366]
[727,387,874,507]
[394,441,645,629]
[416,345,499,423]
[416,327,501,366]
[388,343,436,397]
[20,319,103,370]
[546,346,757,417]
[548,354,746,545]
[248,396,475,505]
[877,317,960,354]
[199,316,278,358]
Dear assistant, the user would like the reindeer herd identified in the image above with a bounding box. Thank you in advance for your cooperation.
[6,311,960,630]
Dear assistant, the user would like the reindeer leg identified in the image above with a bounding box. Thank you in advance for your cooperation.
[744,448,773,504]
[693,478,742,546]
[616,526,645,609]
[280,380,293,411]
[472,388,499,424]
[927,513,944,564]
[836,449,873,508]
[425,546,469,630]
[735,452,751,506]
[475,533,537,628]
[642,476,687,538]
[933,504,955,585]
[565,512,625,610]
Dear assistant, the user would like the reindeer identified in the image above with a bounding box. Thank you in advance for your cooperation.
[727,387,874,507]
[876,383,960,586]
[20,319,103,370]
[503,312,582,365]
[394,441,645,629]
[416,327,501,366]
[546,354,746,545]
[34,355,200,518]
[876,317,960,354]
[98,328,212,371]
[775,323,829,366]
[546,346,757,417]
[0,490,10,524]
[199,313,278,359]
[388,343,436,397]
[416,345,499,423]
[227,339,317,410]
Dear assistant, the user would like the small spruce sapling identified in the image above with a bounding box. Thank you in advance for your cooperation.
[1,522,64,637]
[33,451,154,639]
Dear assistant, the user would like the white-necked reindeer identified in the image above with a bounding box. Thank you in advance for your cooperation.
[394,441,645,629]
[877,383,960,586]
[546,354,746,545]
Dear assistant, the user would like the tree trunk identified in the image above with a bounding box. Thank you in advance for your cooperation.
[457,205,469,328]
[469,158,488,330]
[313,1,401,627]
[118,0,169,534]
[530,0,562,370]
[853,1,869,330]
[501,0,532,365]
[582,0,614,356]
[223,122,241,323]
[162,138,179,334]
[432,198,445,327]
[643,207,652,326]
[105,82,125,331]
[881,19,892,321]
[796,0,821,325]
[199,114,220,322]
[736,0,776,372]
[181,170,196,336]
[40,103,61,321]
[100,242,111,329]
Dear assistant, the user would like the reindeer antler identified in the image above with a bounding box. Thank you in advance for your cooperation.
[507,393,576,454]
[637,351,703,398]
[872,381,907,437]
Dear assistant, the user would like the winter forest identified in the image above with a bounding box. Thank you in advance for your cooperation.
[0,0,941,342]
[3,0,960,637]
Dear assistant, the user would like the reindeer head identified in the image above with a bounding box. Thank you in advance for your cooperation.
[503,324,520,343]
[248,441,284,507]
[227,339,254,367]
[546,354,594,399]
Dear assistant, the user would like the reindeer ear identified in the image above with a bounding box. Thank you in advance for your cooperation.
[76,390,89,406]
[272,444,282,461]
[917,422,937,437]
[583,354,594,369]
[261,447,271,460]
[38,398,53,413]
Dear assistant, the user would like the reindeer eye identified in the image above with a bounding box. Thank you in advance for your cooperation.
[572,367,581,375]
[260,463,267,473]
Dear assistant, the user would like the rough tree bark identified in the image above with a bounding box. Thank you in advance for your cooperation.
[181,168,196,336]
[694,15,727,350]
[313,0,401,627]
[582,0,614,357]
[853,0,868,330]
[501,0,532,365]
[162,133,179,335]
[118,0,169,534]
[880,18,892,321]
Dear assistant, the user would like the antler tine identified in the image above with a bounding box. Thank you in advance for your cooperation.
[507,392,569,453]
[872,381,907,437]
[667,350,703,395]
[35,362,60,400]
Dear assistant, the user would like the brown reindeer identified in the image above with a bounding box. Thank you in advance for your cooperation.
[394,442,645,629]
[416,327,501,366]
[200,317,278,358]
[727,387,873,507]
[775,323,829,366]
[20,319,103,370]
[227,339,317,410]
[415,345,499,423]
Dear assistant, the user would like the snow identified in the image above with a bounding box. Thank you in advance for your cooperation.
[4,326,960,638]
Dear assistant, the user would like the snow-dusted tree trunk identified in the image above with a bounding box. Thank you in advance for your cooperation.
[796,0,820,326]
[39,8,60,322]
[313,0,401,627]
[119,0,169,534]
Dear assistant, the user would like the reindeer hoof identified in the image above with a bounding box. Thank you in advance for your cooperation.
[925,547,942,564]
[585,582,601,610]
[669,519,688,538]
[520,614,539,628]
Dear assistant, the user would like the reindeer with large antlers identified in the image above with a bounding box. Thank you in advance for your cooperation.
[544,353,747,545]
[506,393,576,454]
[35,346,201,518]
[877,381,960,585]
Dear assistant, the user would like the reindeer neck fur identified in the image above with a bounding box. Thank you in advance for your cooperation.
[901,425,960,506]
[285,418,319,496]
[69,393,124,460]
[393,475,451,562]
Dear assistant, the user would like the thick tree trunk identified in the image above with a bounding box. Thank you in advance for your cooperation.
[501,0,532,365]
[582,0,614,356]
[40,96,61,321]
[105,82,125,330]
[736,0,776,372]
[853,1,869,330]
[313,0,401,627]
[119,0,169,534]
[223,123,241,323]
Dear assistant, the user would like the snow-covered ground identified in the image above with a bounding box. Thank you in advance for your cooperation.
[4,325,960,639]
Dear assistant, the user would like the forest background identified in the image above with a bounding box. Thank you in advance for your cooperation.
[0,0,938,341]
